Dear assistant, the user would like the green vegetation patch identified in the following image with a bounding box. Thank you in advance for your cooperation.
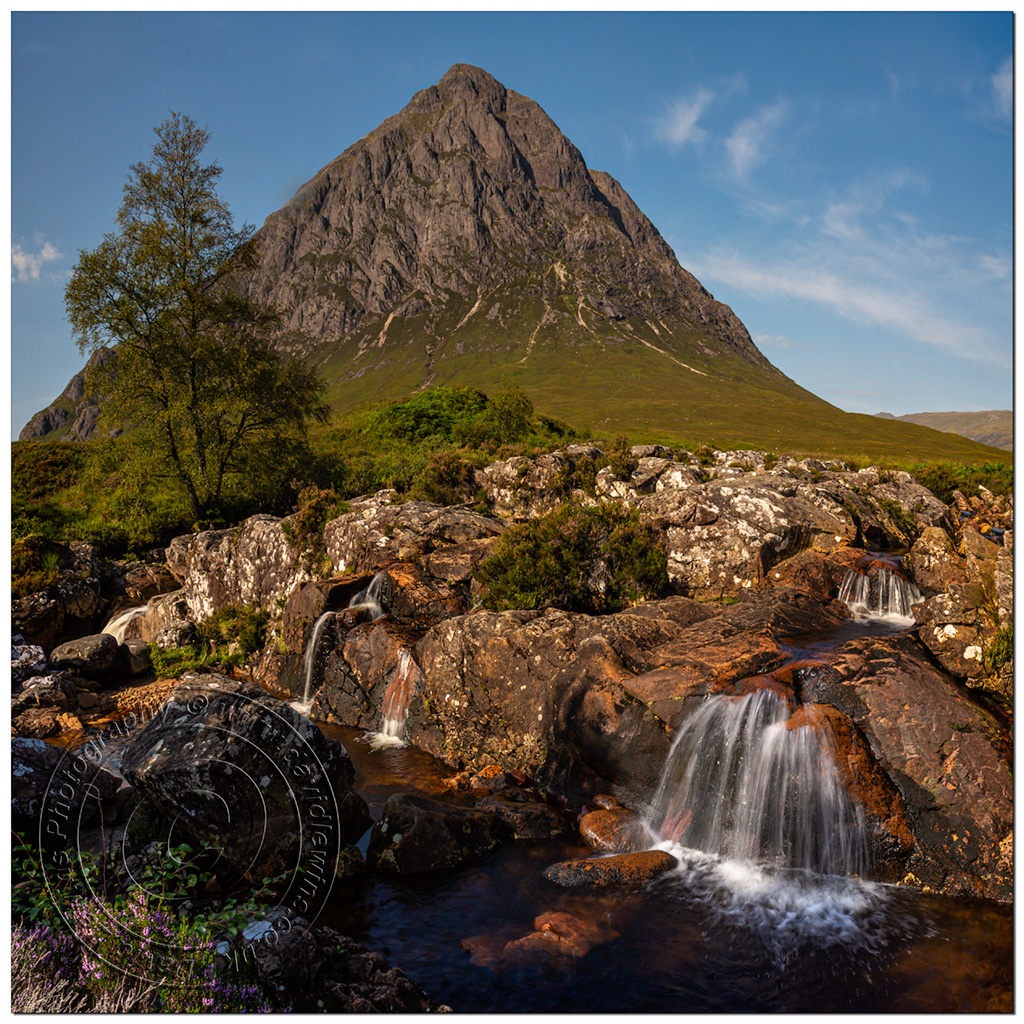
[478,502,668,612]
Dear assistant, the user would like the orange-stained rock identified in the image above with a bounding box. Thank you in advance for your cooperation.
[543,849,677,888]
[592,793,622,810]
[579,807,646,854]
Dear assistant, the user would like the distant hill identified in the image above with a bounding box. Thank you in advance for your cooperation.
[19,64,1012,466]
[875,411,1012,451]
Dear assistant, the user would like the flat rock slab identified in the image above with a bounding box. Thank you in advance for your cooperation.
[543,849,677,888]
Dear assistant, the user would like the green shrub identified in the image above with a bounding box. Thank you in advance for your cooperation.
[477,502,668,612]
[281,485,350,570]
[409,449,483,505]
[913,461,1013,505]
[197,605,270,657]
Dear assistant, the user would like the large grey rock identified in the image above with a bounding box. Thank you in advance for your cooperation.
[49,633,120,680]
[173,515,312,620]
[120,675,372,892]
[324,494,504,574]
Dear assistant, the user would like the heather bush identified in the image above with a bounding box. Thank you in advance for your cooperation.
[477,502,668,612]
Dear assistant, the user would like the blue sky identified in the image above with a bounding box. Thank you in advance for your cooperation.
[10,11,1013,436]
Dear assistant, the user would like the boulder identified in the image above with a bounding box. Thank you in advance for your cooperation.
[908,527,963,595]
[120,674,372,894]
[578,806,647,853]
[49,634,120,680]
[247,908,440,1012]
[636,479,856,596]
[543,850,678,887]
[173,514,312,621]
[12,736,120,842]
[12,571,105,652]
[12,643,47,684]
[324,495,504,575]
[913,586,989,682]
[807,634,1012,901]
[366,793,510,873]
[12,708,62,739]
[12,671,78,714]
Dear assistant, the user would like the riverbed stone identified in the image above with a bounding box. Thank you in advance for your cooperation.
[49,634,120,681]
[366,792,510,874]
[543,850,678,888]
[578,807,647,853]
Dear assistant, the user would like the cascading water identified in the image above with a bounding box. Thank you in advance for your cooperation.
[368,649,419,751]
[646,689,868,878]
[642,688,893,963]
[838,564,922,625]
[101,605,147,644]
[292,572,389,713]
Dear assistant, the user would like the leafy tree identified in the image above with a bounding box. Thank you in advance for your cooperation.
[65,112,328,522]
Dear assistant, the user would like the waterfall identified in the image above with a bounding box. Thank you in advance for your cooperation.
[368,650,419,751]
[101,605,147,644]
[838,566,921,625]
[292,572,389,713]
[645,689,868,879]
[349,572,386,620]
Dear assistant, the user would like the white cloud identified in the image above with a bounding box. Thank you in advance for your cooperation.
[12,237,62,283]
[655,87,715,147]
[991,56,1012,119]
[725,101,787,180]
[697,247,1008,369]
[752,332,805,350]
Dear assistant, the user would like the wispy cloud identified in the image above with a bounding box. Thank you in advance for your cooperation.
[12,236,62,283]
[725,101,787,180]
[753,332,805,350]
[652,76,746,151]
[697,246,1008,369]
[655,87,715,147]
[991,56,1012,119]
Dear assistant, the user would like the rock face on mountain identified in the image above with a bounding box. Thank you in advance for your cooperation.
[244,64,775,383]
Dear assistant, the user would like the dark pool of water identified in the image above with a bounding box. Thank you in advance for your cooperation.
[317,727,1013,1014]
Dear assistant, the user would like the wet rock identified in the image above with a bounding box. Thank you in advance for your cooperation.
[366,792,510,874]
[249,907,440,1012]
[808,634,1012,901]
[475,792,572,840]
[173,514,312,620]
[49,633,120,680]
[324,494,504,574]
[785,703,915,874]
[375,562,467,628]
[578,807,646,853]
[121,674,371,887]
[766,546,866,602]
[543,850,677,888]
[315,619,423,731]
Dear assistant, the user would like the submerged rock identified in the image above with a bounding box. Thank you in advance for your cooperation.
[366,792,510,874]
